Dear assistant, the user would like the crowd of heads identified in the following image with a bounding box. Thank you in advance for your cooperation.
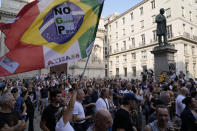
[0,70,197,130]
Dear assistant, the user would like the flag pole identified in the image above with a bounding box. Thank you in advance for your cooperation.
[79,47,93,81]
[79,0,105,81]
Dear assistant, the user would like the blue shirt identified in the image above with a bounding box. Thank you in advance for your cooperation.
[14,97,24,114]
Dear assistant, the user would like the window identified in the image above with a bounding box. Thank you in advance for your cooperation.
[152,15,156,23]
[131,25,134,32]
[116,68,119,77]
[140,7,143,15]
[153,30,157,42]
[191,27,193,35]
[189,11,192,21]
[116,56,119,63]
[141,34,145,45]
[195,0,197,3]
[115,21,118,28]
[123,29,126,36]
[109,25,111,31]
[132,53,136,59]
[193,63,196,76]
[142,66,147,72]
[104,35,107,43]
[123,41,126,50]
[141,50,147,59]
[166,8,171,18]
[183,24,185,31]
[130,12,134,20]
[140,20,144,29]
[122,17,125,24]
[192,46,195,55]
[123,55,127,62]
[151,0,155,9]
[124,67,127,77]
[131,38,135,48]
[185,62,189,74]
[104,47,108,55]
[116,43,118,51]
[184,44,188,54]
[105,69,108,77]
[181,7,185,17]
[116,32,118,39]
[167,25,172,38]
[105,64,108,77]
[132,67,136,77]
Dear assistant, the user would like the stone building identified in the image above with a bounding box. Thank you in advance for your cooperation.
[105,0,197,79]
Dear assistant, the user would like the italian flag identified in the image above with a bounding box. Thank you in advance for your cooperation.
[0,0,104,77]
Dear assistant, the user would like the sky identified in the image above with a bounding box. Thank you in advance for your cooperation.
[102,0,144,18]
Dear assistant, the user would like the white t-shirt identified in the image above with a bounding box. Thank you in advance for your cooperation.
[176,95,185,115]
[72,101,85,124]
[55,117,74,131]
[96,98,109,111]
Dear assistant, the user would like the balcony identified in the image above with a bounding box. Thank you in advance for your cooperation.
[129,45,132,49]
[193,35,197,41]
[139,43,145,47]
[183,32,197,41]
[121,48,126,51]
[183,32,190,39]
[113,49,119,53]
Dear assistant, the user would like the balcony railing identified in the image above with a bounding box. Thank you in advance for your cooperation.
[183,32,190,39]
[183,32,197,41]
[121,48,126,51]
[193,35,197,41]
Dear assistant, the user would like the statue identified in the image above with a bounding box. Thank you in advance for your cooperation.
[156,8,168,46]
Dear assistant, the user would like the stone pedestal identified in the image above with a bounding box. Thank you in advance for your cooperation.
[151,45,177,81]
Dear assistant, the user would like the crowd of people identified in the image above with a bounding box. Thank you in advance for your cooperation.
[0,70,197,131]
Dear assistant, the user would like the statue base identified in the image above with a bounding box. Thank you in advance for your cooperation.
[151,44,177,82]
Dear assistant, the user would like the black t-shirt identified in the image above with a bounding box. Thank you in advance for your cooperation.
[25,91,36,113]
[40,88,48,99]
[83,95,94,116]
[0,111,22,129]
[41,104,60,131]
[112,108,134,131]
[113,92,119,107]
[91,90,99,103]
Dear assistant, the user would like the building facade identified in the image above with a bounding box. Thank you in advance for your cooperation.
[67,18,108,78]
[105,0,197,79]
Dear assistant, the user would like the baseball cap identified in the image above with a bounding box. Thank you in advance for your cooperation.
[123,93,141,103]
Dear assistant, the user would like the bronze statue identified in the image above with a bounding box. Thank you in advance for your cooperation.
[156,8,168,46]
